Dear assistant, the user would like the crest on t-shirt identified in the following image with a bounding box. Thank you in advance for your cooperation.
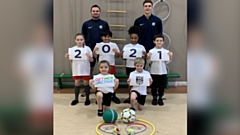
[152,22,155,26]
[99,25,103,29]
[136,76,143,85]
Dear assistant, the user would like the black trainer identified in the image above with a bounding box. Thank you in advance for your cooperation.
[81,92,85,97]
[158,98,164,106]
[123,98,130,103]
[112,96,121,104]
[130,107,136,111]
[71,99,79,105]
[84,99,90,106]
[152,98,158,106]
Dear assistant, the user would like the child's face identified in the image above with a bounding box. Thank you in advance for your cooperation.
[102,35,111,43]
[130,34,138,44]
[154,37,164,48]
[135,63,144,72]
[75,35,85,47]
[99,63,109,75]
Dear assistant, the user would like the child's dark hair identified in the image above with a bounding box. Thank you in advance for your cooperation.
[101,30,112,37]
[154,34,165,41]
[91,5,101,12]
[98,60,110,67]
[74,33,85,47]
[143,0,153,6]
[128,26,140,35]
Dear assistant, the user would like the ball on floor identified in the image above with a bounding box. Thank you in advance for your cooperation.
[102,109,118,123]
[121,108,136,123]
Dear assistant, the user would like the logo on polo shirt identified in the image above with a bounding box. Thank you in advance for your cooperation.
[88,26,92,29]
[140,23,144,26]
[99,25,103,29]
[152,22,155,26]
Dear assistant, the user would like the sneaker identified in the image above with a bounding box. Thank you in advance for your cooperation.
[84,99,90,106]
[81,92,85,97]
[130,107,135,111]
[152,98,158,106]
[112,96,121,104]
[123,98,130,103]
[71,99,79,105]
[97,109,103,117]
[158,98,164,106]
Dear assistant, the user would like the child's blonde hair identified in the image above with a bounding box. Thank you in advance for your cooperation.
[134,57,145,65]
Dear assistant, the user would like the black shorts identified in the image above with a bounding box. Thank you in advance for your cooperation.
[151,74,167,88]
[131,90,146,105]
[126,67,136,77]
[95,91,112,106]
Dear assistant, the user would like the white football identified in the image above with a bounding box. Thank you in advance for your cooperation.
[120,108,136,123]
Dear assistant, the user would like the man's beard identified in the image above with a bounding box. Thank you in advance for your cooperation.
[92,15,99,19]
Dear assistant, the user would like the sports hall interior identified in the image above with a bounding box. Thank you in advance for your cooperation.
[54,0,187,134]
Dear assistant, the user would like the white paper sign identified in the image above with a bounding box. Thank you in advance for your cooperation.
[130,74,150,86]
[96,44,115,55]
[93,74,115,87]
[150,50,170,61]
[68,47,88,60]
[123,47,142,59]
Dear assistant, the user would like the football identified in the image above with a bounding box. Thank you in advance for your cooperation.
[120,108,136,123]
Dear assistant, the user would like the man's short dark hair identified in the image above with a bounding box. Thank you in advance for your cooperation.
[90,5,101,12]
[143,0,153,6]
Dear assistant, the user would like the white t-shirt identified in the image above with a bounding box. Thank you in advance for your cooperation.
[123,43,146,68]
[71,45,92,76]
[130,70,151,95]
[149,47,171,75]
[95,42,120,65]
[96,74,116,94]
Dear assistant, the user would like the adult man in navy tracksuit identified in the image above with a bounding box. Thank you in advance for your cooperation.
[134,0,163,53]
[124,0,163,103]
[81,5,120,104]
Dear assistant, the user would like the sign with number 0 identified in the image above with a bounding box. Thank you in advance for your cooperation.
[123,47,142,59]
[96,44,114,55]
[68,47,88,60]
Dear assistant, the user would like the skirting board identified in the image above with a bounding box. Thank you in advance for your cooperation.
[54,81,187,87]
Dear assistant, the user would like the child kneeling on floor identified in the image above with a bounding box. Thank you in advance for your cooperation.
[127,57,152,111]
[89,60,119,116]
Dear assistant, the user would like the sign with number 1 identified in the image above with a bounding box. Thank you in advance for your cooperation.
[150,50,170,61]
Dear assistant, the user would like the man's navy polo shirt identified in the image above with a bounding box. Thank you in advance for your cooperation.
[82,19,109,49]
[134,14,163,52]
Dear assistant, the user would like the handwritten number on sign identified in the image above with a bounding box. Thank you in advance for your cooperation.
[74,50,81,58]
[157,51,161,59]
[102,45,110,53]
[129,49,137,57]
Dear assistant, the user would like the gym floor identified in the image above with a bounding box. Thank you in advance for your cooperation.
[54,86,186,135]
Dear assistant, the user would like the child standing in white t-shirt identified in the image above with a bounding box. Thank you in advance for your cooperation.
[93,30,121,104]
[127,58,152,111]
[121,26,146,103]
[147,34,173,106]
[65,33,94,106]
[89,60,119,116]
